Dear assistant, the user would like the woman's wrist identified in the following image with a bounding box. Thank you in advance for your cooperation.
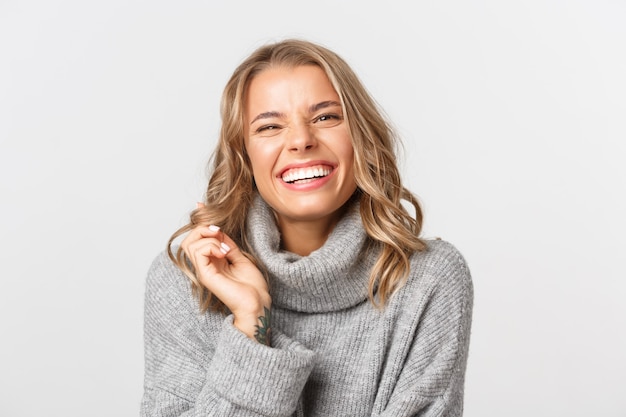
[253,305,272,346]
[232,296,272,345]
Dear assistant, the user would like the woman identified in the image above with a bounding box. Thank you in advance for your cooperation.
[142,39,473,416]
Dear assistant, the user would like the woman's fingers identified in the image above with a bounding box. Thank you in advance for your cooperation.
[185,237,226,266]
[182,225,246,265]
[180,225,248,281]
[181,226,225,273]
[217,232,251,265]
[183,234,260,304]
[181,225,222,255]
[181,223,268,290]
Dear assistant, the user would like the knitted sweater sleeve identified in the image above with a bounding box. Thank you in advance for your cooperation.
[378,241,474,417]
[140,252,316,417]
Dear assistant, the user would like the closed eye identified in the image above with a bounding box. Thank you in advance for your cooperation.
[256,124,281,133]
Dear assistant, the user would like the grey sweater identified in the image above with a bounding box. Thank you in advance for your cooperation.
[141,197,473,416]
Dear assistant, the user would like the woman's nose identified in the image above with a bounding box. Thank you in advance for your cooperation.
[286,123,317,152]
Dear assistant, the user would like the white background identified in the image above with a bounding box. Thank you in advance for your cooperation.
[1,1,625,416]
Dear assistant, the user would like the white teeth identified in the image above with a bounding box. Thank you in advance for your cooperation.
[282,166,332,183]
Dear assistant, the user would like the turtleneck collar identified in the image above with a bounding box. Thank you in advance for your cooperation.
[246,194,373,313]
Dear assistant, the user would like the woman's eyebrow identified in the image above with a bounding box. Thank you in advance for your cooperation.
[250,111,285,124]
[309,100,341,113]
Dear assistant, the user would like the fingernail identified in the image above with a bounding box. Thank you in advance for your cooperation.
[220,242,231,254]
[209,225,220,232]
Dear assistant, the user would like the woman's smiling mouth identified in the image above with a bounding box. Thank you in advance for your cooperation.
[280,164,334,184]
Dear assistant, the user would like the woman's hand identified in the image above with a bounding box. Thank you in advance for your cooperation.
[180,218,271,345]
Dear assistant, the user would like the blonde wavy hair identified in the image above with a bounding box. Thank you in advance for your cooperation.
[168,38,425,312]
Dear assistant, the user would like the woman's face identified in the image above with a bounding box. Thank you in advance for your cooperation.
[243,65,357,228]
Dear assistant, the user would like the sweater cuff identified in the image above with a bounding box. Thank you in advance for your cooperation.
[205,315,316,415]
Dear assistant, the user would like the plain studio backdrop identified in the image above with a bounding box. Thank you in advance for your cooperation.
[1,1,625,416]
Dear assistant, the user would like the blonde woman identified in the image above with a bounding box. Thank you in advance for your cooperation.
[141,39,473,416]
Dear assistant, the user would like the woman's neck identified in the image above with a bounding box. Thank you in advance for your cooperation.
[277,213,343,256]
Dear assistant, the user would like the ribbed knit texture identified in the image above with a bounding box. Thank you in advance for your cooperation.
[246,195,374,313]
[141,196,473,416]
